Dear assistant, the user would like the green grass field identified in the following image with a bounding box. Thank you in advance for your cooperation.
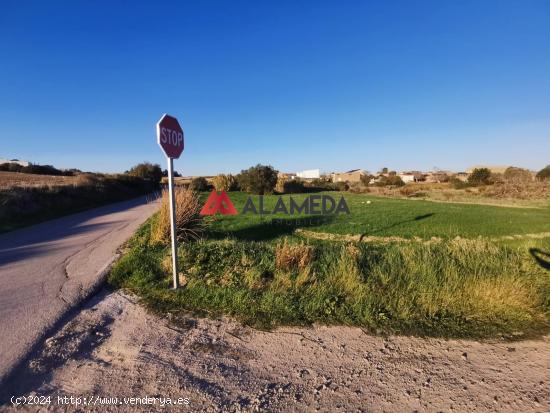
[205,192,550,241]
[109,192,550,339]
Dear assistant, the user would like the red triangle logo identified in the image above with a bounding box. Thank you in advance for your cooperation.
[200,190,238,215]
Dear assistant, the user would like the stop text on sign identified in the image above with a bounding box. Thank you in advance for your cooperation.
[160,127,183,147]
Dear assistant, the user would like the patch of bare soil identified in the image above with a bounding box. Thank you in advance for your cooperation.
[2,290,548,412]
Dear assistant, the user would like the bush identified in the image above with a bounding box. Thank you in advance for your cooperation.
[127,162,163,183]
[237,164,278,195]
[536,165,550,181]
[503,167,532,183]
[189,177,210,191]
[151,188,204,244]
[375,175,405,187]
[468,168,492,185]
[212,174,238,191]
[360,174,374,186]
[331,181,349,191]
[347,182,370,193]
[449,177,471,189]
[309,178,333,190]
[276,178,306,194]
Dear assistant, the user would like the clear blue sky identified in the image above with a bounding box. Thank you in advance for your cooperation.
[1,0,549,175]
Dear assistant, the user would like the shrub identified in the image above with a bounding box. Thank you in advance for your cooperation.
[468,168,492,185]
[189,176,210,191]
[503,167,532,183]
[449,177,471,189]
[151,188,204,244]
[360,174,374,186]
[331,181,349,191]
[212,174,238,191]
[237,164,278,195]
[347,182,370,193]
[309,178,333,190]
[127,162,163,183]
[536,165,550,181]
[276,178,306,194]
[375,175,405,187]
[399,185,417,196]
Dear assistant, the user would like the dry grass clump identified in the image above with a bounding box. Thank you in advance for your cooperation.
[275,239,315,271]
[484,181,550,199]
[151,187,204,244]
[74,173,101,187]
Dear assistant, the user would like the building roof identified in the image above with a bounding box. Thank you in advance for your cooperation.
[340,169,365,174]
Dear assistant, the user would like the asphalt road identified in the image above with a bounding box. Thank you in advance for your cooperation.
[0,196,158,384]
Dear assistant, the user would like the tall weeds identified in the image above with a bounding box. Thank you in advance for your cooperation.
[151,188,204,244]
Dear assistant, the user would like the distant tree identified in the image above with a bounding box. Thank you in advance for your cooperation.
[162,169,181,178]
[0,163,22,172]
[380,167,388,174]
[536,165,550,181]
[503,167,532,183]
[212,174,238,191]
[468,168,492,185]
[189,177,210,191]
[127,162,163,183]
[237,164,278,195]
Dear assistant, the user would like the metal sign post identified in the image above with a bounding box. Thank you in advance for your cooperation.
[156,114,185,289]
[167,157,178,289]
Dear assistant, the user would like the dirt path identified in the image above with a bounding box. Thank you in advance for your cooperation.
[1,289,548,412]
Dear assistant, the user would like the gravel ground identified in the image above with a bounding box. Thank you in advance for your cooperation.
[1,289,548,412]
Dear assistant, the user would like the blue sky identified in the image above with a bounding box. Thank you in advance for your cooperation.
[1,1,549,175]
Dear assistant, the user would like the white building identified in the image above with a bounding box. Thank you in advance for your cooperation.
[296,169,320,179]
[399,173,416,183]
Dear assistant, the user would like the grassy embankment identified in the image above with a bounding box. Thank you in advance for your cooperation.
[109,192,550,338]
[0,171,157,232]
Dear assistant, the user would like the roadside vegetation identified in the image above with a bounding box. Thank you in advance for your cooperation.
[109,185,550,339]
[0,162,163,232]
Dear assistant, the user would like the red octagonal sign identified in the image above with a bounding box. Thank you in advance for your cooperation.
[156,114,184,159]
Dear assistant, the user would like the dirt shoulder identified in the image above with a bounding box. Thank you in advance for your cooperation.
[1,289,548,412]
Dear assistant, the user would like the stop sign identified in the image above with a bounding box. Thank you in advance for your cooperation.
[156,114,184,159]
